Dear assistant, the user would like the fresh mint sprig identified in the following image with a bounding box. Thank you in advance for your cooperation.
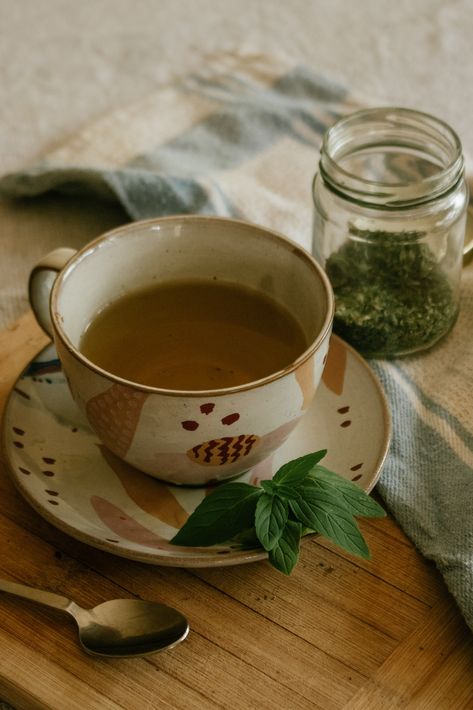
[171,450,385,574]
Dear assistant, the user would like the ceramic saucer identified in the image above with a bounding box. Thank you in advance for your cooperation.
[2,335,391,567]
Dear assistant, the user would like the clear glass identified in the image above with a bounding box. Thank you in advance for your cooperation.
[312,107,468,358]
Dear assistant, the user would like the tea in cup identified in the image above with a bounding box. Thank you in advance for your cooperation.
[29,216,334,485]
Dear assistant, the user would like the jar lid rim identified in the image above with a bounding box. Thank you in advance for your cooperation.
[319,107,464,206]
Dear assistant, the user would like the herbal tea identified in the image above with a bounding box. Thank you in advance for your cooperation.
[80,280,308,390]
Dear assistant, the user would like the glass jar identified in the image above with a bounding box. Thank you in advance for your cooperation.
[312,107,468,358]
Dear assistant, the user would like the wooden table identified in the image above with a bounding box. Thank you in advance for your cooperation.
[1,197,473,709]
[0,314,472,710]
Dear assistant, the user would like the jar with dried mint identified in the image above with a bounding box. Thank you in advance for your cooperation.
[312,107,469,358]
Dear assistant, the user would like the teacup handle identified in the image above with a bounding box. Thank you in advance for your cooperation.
[28,248,77,337]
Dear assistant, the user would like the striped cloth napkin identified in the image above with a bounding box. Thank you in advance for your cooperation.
[1,53,472,633]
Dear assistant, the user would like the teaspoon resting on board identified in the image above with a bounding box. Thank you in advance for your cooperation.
[0,578,189,657]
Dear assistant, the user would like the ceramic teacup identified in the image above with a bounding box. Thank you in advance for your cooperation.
[29,216,334,485]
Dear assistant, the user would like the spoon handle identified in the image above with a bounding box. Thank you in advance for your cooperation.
[0,578,72,612]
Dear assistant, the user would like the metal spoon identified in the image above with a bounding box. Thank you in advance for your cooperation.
[0,577,189,657]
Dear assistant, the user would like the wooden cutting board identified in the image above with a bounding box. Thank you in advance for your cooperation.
[0,312,472,710]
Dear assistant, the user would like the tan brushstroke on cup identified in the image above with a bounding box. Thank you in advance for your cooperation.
[29,216,334,485]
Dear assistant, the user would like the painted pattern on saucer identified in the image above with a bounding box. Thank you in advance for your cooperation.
[2,335,391,567]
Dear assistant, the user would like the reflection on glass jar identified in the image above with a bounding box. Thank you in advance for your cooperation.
[312,107,468,358]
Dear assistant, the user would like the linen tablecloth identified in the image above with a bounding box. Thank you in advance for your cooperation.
[1,53,472,632]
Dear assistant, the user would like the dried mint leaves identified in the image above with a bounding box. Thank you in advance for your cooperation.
[325,228,457,357]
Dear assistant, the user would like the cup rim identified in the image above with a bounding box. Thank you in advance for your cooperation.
[50,215,335,397]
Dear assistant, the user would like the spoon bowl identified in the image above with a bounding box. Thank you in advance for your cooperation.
[0,578,189,658]
[74,597,189,657]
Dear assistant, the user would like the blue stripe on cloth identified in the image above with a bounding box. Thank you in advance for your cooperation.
[0,65,348,220]
[272,66,347,103]
[187,65,347,107]
[101,169,227,219]
[389,363,473,454]
[102,169,245,220]
[129,66,344,176]
[205,178,244,219]
[372,362,473,629]
[116,66,346,217]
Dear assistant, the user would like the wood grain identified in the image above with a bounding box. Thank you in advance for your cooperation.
[0,311,48,404]
[0,312,472,710]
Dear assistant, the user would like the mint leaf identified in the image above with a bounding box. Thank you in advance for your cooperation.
[260,480,277,495]
[309,466,385,518]
[232,527,260,550]
[270,483,300,500]
[289,486,370,559]
[268,520,302,575]
[170,451,379,571]
[288,486,347,527]
[255,494,289,551]
[171,482,261,546]
[273,450,327,486]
